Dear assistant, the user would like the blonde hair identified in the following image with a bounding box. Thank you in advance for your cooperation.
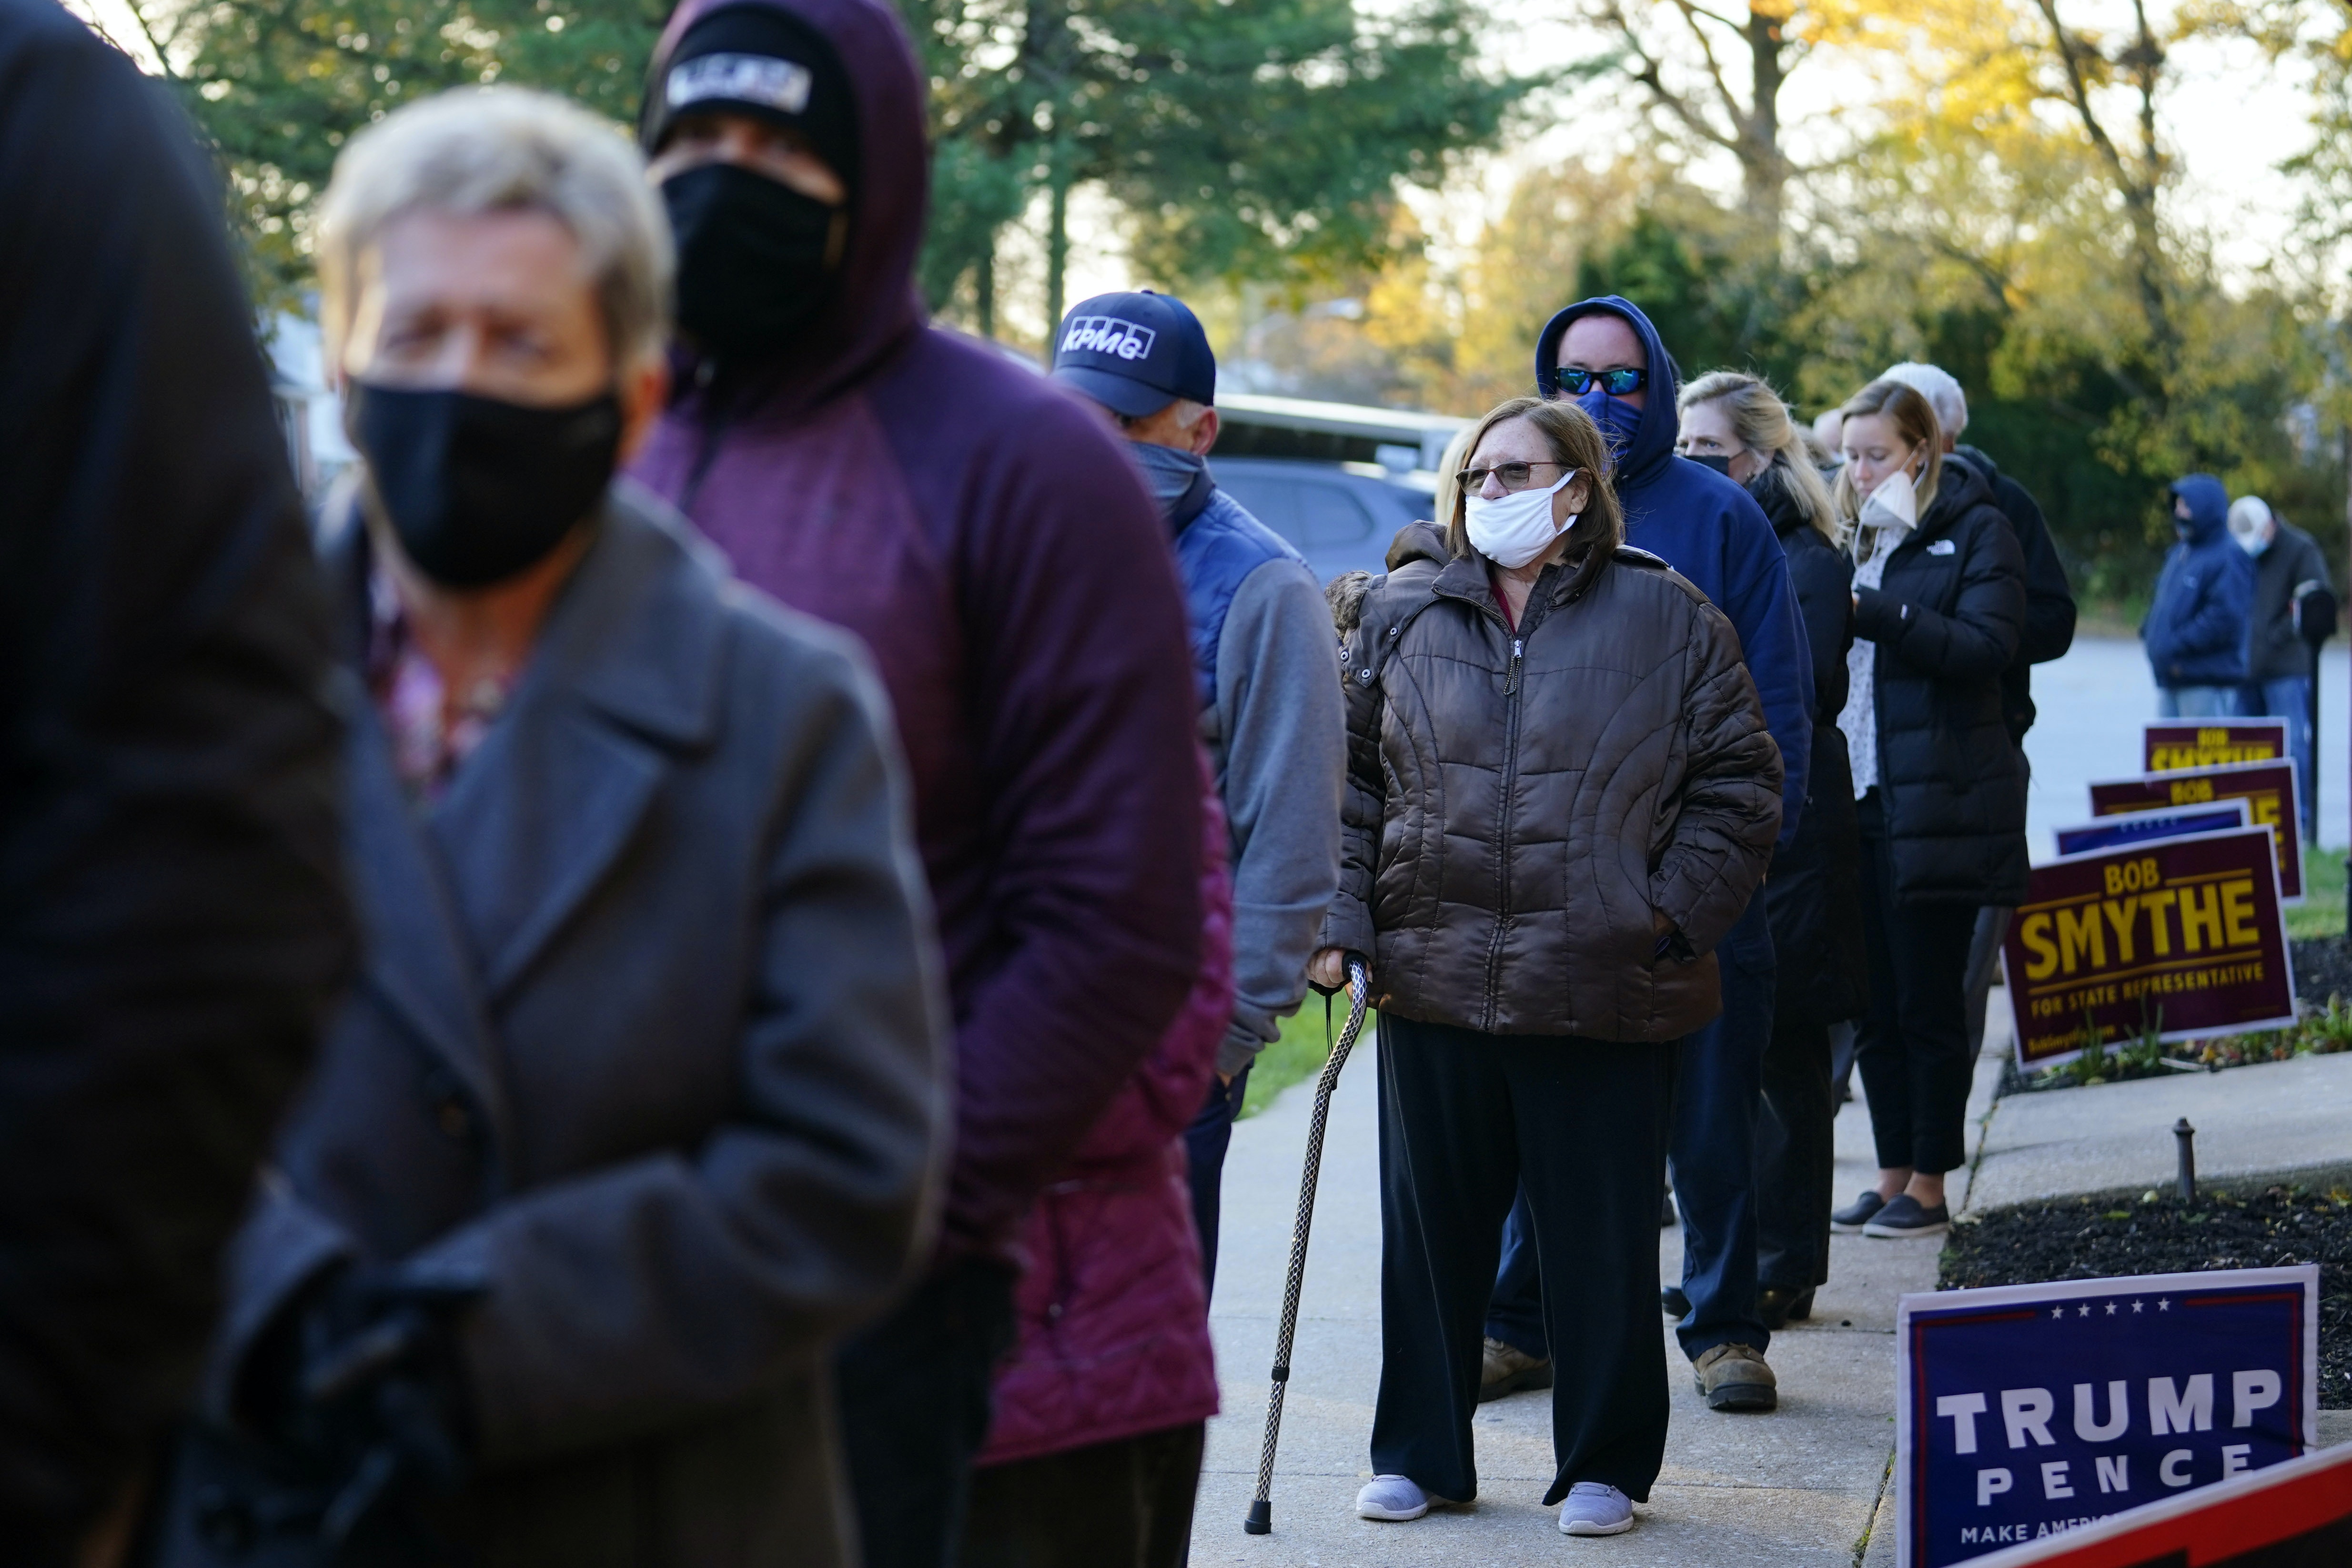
[1679,371,1844,549]
[1832,379,1944,538]
[1444,397,1625,563]
[316,88,672,376]
[1429,426,1476,537]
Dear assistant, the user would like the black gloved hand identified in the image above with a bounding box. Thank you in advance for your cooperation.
[243,1265,483,1553]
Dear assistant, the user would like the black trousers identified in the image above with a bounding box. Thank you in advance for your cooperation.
[1755,1008,1834,1291]
[1855,793,1979,1175]
[959,1423,1204,1568]
[1181,1063,1251,1302]
[1373,1013,1672,1507]
[838,1257,1021,1568]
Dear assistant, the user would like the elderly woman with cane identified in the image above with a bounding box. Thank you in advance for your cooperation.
[1309,395,1782,1540]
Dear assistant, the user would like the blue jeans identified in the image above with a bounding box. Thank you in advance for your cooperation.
[2156,685,2238,718]
[1182,1062,1250,1302]
[1488,892,1777,1362]
[2237,675,2316,839]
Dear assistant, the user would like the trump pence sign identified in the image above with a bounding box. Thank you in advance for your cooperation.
[1896,1266,2321,1568]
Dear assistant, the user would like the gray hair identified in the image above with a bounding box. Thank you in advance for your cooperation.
[1877,362,1968,440]
[316,88,672,374]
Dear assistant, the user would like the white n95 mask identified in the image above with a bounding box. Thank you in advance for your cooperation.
[1859,467,1918,534]
[1464,468,1579,570]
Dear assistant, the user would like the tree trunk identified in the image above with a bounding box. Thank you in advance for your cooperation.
[1045,153,1071,341]
[977,236,996,340]
[1742,3,1789,232]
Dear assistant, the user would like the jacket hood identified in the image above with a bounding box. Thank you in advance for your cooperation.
[1919,454,1996,538]
[2169,474,2230,543]
[1534,296,1681,487]
[648,0,928,415]
[1386,519,1450,573]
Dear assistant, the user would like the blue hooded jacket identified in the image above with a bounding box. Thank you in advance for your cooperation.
[1535,296,1812,845]
[2141,473,2253,688]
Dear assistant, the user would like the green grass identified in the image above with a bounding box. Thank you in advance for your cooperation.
[2289,847,2347,941]
[1240,996,1378,1119]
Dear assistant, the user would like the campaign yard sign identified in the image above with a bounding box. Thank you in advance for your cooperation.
[2052,800,2251,860]
[2087,759,2304,903]
[2000,827,2295,1072]
[1895,1266,2321,1568]
[2143,719,2290,774]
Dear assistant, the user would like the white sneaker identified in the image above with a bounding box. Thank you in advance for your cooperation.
[1558,1482,1635,1536]
[1355,1474,1436,1521]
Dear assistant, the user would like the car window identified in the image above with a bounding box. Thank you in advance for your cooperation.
[1296,483,1376,548]
[1216,475,1302,544]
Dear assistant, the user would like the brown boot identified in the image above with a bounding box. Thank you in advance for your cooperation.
[1479,1336,1553,1402]
[1693,1342,1777,1411]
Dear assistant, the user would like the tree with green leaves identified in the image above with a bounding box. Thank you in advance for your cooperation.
[903,0,1533,334]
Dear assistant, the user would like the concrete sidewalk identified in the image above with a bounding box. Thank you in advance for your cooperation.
[1188,1028,1979,1565]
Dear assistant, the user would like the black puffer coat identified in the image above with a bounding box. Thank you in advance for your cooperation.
[1751,470,1868,1025]
[1849,459,2029,905]
[1320,523,1782,1042]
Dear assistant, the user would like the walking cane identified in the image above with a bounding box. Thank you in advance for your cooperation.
[1243,956,1371,1537]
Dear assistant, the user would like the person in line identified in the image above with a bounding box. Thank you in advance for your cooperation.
[2141,475,2253,718]
[2229,496,2334,840]
[1485,295,1813,1417]
[1319,396,1782,1539]
[1872,363,2077,1063]
[0,5,356,1558]
[960,784,1231,1568]
[1828,380,2027,1243]
[1048,289,1345,1297]
[1676,373,1867,1330]
[151,89,948,1566]
[626,3,1207,1561]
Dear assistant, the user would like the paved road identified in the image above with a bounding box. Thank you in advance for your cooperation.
[2022,635,2348,856]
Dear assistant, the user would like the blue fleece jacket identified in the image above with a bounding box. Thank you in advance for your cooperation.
[1534,296,1812,845]
[2141,473,2253,688]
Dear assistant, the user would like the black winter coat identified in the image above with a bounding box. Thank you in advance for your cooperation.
[0,7,354,1560]
[2246,522,2334,682]
[1750,471,1868,1024]
[1849,459,2030,906]
[1950,445,2076,742]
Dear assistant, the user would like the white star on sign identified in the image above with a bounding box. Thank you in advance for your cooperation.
[2133,1301,2144,1313]
[2079,1304,2092,1317]
[2106,1302,2118,1315]
[2158,1299,2170,1311]
[2051,1306,2065,1319]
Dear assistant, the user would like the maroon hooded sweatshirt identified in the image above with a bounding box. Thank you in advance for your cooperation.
[632,0,1205,1265]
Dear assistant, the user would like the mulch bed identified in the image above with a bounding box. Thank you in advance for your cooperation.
[1941,1186,2352,1407]
[2294,936,2352,1006]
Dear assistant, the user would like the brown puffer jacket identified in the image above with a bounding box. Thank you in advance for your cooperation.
[1321,523,1783,1041]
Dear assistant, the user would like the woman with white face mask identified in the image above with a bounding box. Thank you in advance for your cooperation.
[1828,380,2028,1244]
[1307,396,1782,1540]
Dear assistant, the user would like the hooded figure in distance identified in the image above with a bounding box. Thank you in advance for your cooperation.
[2142,473,2253,716]
[629,2,1210,1561]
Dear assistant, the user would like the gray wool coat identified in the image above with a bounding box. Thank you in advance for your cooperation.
[162,485,950,1568]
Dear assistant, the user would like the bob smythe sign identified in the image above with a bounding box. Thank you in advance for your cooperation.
[1999,826,2296,1072]
[2089,760,2304,903]
[1895,1266,2320,1568]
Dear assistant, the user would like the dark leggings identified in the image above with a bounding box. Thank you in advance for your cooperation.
[1855,793,1979,1175]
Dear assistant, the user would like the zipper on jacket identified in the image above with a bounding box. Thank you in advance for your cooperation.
[1504,637,1524,696]
[1481,617,1538,1028]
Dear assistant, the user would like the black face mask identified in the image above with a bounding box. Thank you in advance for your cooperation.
[1685,451,1734,476]
[662,162,841,361]
[349,380,621,588]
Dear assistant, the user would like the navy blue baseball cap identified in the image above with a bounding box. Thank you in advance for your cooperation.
[1050,291,1216,418]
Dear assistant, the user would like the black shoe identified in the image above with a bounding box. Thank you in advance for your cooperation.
[1660,1285,1691,1319]
[1830,1191,1887,1233]
[1862,1194,1950,1238]
[1757,1285,1814,1331]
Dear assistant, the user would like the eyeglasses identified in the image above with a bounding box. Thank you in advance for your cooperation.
[1552,366,1645,396]
[1456,460,1573,492]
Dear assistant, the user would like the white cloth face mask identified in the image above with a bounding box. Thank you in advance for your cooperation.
[1859,466,1918,534]
[1464,468,1579,570]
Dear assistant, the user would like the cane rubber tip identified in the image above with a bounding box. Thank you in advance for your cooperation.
[1244,1500,1272,1534]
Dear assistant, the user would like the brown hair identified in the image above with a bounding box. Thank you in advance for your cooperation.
[1679,370,1844,549]
[1832,379,1943,533]
[1444,396,1626,563]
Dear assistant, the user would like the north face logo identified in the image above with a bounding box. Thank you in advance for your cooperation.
[1060,316,1157,361]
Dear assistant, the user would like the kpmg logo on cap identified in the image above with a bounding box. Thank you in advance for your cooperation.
[1060,315,1158,362]
[668,52,813,115]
